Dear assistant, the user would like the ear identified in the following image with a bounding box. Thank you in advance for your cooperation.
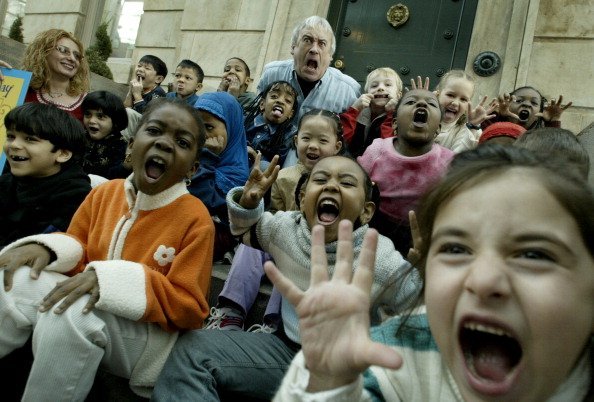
[188,160,199,177]
[334,140,342,154]
[434,90,439,96]
[196,83,203,92]
[299,186,306,214]
[290,45,295,56]
[358,201,376,226]
[245,77,253,85]
[155,75,164,84]
[293,134,299,148]
[259,99,265,113]
[55,149,73,164]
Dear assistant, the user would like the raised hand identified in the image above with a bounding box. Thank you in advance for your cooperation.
[467,95,497,126]
[384,94,400,112]
[264,221,402,392]
[406,210,422,265]
[130,76,144,100]
[39,270,100,314]
[537,95,572,122]
[409,76,430,91]
[0,244,52,291]
[204,134,226,155]
[352,93,373,111]
[239,153,280,209]
[496,93,520,120]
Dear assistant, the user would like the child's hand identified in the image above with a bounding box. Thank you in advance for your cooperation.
[217,78,230,93]
[0,244,52,291]
[537,95,572,122]
[496,93,520,121]
[130,76,144,100]
[39,270,100,314]
[385,95,399,112]
[204,134,226,155]
[264,221,403,392]
[247,145,258,165]
[409,76,430,91]
[406,211,422,265]
[226,75,242,97]
[467,95,497,126]
[239,153,280,209]
[352,94,373,111]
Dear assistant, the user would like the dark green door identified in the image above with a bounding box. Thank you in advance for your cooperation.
[327,0,478,86]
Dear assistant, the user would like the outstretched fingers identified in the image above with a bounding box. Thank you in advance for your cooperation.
[264,261,304,307]
[332,220,355,283]
[310,225,330,285]
[351,227,378,296]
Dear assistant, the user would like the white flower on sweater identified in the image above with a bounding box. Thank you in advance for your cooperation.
[153,245,176,266]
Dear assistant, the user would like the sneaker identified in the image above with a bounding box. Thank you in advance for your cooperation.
[203,307,245,330]
[247,323,277,334]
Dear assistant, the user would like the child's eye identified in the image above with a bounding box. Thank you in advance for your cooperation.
[204,124,214,131]
[516,249,555,262]
[177,138,191,149]
[84,111,92,117]
[405,99,416,105]
[6,134,15,140]
[531,101,539,106]
[429,101,439,108]
[270,94,278,99]
[145,126,160,135]
[341,181,355,187]
[25,136,39,142]
[438,243,469,255]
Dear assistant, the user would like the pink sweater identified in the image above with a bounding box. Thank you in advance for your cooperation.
[358,137,454,223]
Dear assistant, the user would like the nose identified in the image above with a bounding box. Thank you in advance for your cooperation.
[323,178,339,192]
[309,41,320,54]
[307,141,319,151]
[463,253,511,301]
[8,137,22,149]
[155,137,174,152]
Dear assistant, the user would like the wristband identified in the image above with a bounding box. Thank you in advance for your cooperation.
[466,122,481,130]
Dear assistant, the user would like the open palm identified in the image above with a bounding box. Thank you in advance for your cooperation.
[265,221,402,392]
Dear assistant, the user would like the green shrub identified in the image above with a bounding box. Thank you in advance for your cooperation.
[86,22,113,79]
[8,16,24,43]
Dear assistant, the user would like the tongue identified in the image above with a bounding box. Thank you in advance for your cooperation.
[319,211,337,222]
[473,344,513,382]
[146,163,164,179]
[272,109,283,117]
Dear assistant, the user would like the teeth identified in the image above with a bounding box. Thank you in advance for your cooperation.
[320,199,338,208]
[464,322,512,338]
[150,157,166,165]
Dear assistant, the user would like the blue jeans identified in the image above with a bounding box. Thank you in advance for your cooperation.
[151,329,299,401]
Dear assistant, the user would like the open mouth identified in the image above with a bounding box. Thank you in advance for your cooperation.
[145,156,167,181]
[306,153,320,162]
[10,155,28,162]
[317,198,340,225]
[459,321,522,393]
[374,94,389,99]
[518,110,531,121]
[271,105,284,118]
[306,59,318,70]
[413,108,428,125]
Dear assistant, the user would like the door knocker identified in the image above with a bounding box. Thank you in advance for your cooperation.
[387,4,409,29]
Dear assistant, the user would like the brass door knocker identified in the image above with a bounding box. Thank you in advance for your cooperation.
[387,4,409,29]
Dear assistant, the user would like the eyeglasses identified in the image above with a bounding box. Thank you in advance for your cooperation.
[55,45,83,62]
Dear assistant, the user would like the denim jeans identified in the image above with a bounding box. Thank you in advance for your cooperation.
[151,328,299,401]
